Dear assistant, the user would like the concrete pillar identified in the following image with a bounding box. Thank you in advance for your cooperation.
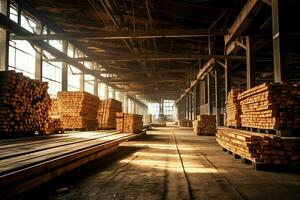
[0,0,9,71]
[207,75,211,114]
[124,94,128,113]
[215,69,220,126]
[61,41,68,91]
[35,22,43,81]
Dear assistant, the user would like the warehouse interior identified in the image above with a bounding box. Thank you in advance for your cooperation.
[1,0,300,199]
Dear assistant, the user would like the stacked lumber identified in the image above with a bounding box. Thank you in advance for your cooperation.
[217,127,300,165]
[193,115,216,135]
[238,83,300,130]
[57,92,99,130]
[124,114,143,133]
[49,98,60,117]
[144,114,152,124]
[116,112,125,132]
[0,71,51,136]
[226,89,242,127]
[98,98,122,129]
[116,113,143,133]
[178,119,192,127]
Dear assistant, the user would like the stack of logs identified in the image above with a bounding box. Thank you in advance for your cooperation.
[238,83,300,130]
[46,98,62,134]
[0,71,51,136]
[178,119,192,127]
[116,113,143,133]
[226,89,242,127]
[97,98,122,129]
[217,127,300,165]
[57,91,99,130]
[192,115,216,135]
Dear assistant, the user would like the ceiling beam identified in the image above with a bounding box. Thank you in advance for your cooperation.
[224,0,264,45]
[10,29,224,40]
[0,13,148,107]
[45,54,245,62]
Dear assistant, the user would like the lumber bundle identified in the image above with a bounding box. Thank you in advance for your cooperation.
[237,83,300,130]
[217,127,300,165]
[178,119,192,127]
[116,113,143,133]
[144,114,152,124]
[0,71,51,136]
[57,91,99,130]
[97,98,122,129]
[46,98,62,134]
[49,98,60,117]
[226,89,242,127]
[192,115,216,135]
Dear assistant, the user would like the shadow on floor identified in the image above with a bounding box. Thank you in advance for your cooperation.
[15,145,145,200]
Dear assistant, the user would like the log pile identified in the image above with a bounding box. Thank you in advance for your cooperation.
[217,127,300,165]
[237,83,300,130]
[0,71,51,136]
[226,89,242,127]
[98,98,122,129]
[178,119,192,127]
[192,115,216,135]
[57,91,99,130]
[46,98,62,134]
[116,113,143,133]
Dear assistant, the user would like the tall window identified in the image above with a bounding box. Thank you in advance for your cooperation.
[148,103,159,119]
[164,100,175,121]
[42,40,62,97]
[8,5,35,79]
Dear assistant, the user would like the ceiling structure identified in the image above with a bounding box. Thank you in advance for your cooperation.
[12,0,300,101]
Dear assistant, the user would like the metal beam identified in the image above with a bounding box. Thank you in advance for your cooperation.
[0,13,148,107]
[197,58,216,80]
[10,29,223,40]
[246,36,256,89]
[45,55,244,63]
[272,0,288,82]
[225,0,264,45]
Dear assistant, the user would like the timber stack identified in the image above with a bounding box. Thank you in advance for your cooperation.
[217,127,300,165]
[237,83,300,131]
[0,71,51,136]
[192,115,216,135]
[98,98,122,129]
[116,113,143,133]
[226,89,242,127]
[57,91,99,130]
[46,98,62,134]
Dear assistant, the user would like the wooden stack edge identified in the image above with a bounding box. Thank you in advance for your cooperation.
[216,127,300,171]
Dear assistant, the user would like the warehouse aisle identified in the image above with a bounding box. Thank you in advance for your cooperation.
[21,127,300,200]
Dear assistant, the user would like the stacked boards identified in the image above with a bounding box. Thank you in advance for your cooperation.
[193,115,216,135]
[178,119,192,127]
[226,89,242,127]
[0,71,51,136]
[116,113,143,133]
[57,92,99,130]
[217,127,300,165]
[47,98,62,134]
[226,83,300,133]
[98,99,122,129]
[238,83,300,130]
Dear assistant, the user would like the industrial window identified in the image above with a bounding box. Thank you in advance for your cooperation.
[68,66,81,91]
[8,5,35,79]
[148,103,159,119]
[164,100,175,120]
[99,83,106,99]
[108,87,114,98]
[84,74,94,94]
[42,40,63,97]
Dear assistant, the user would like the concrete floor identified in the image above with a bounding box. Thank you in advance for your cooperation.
[20,126,300,200]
